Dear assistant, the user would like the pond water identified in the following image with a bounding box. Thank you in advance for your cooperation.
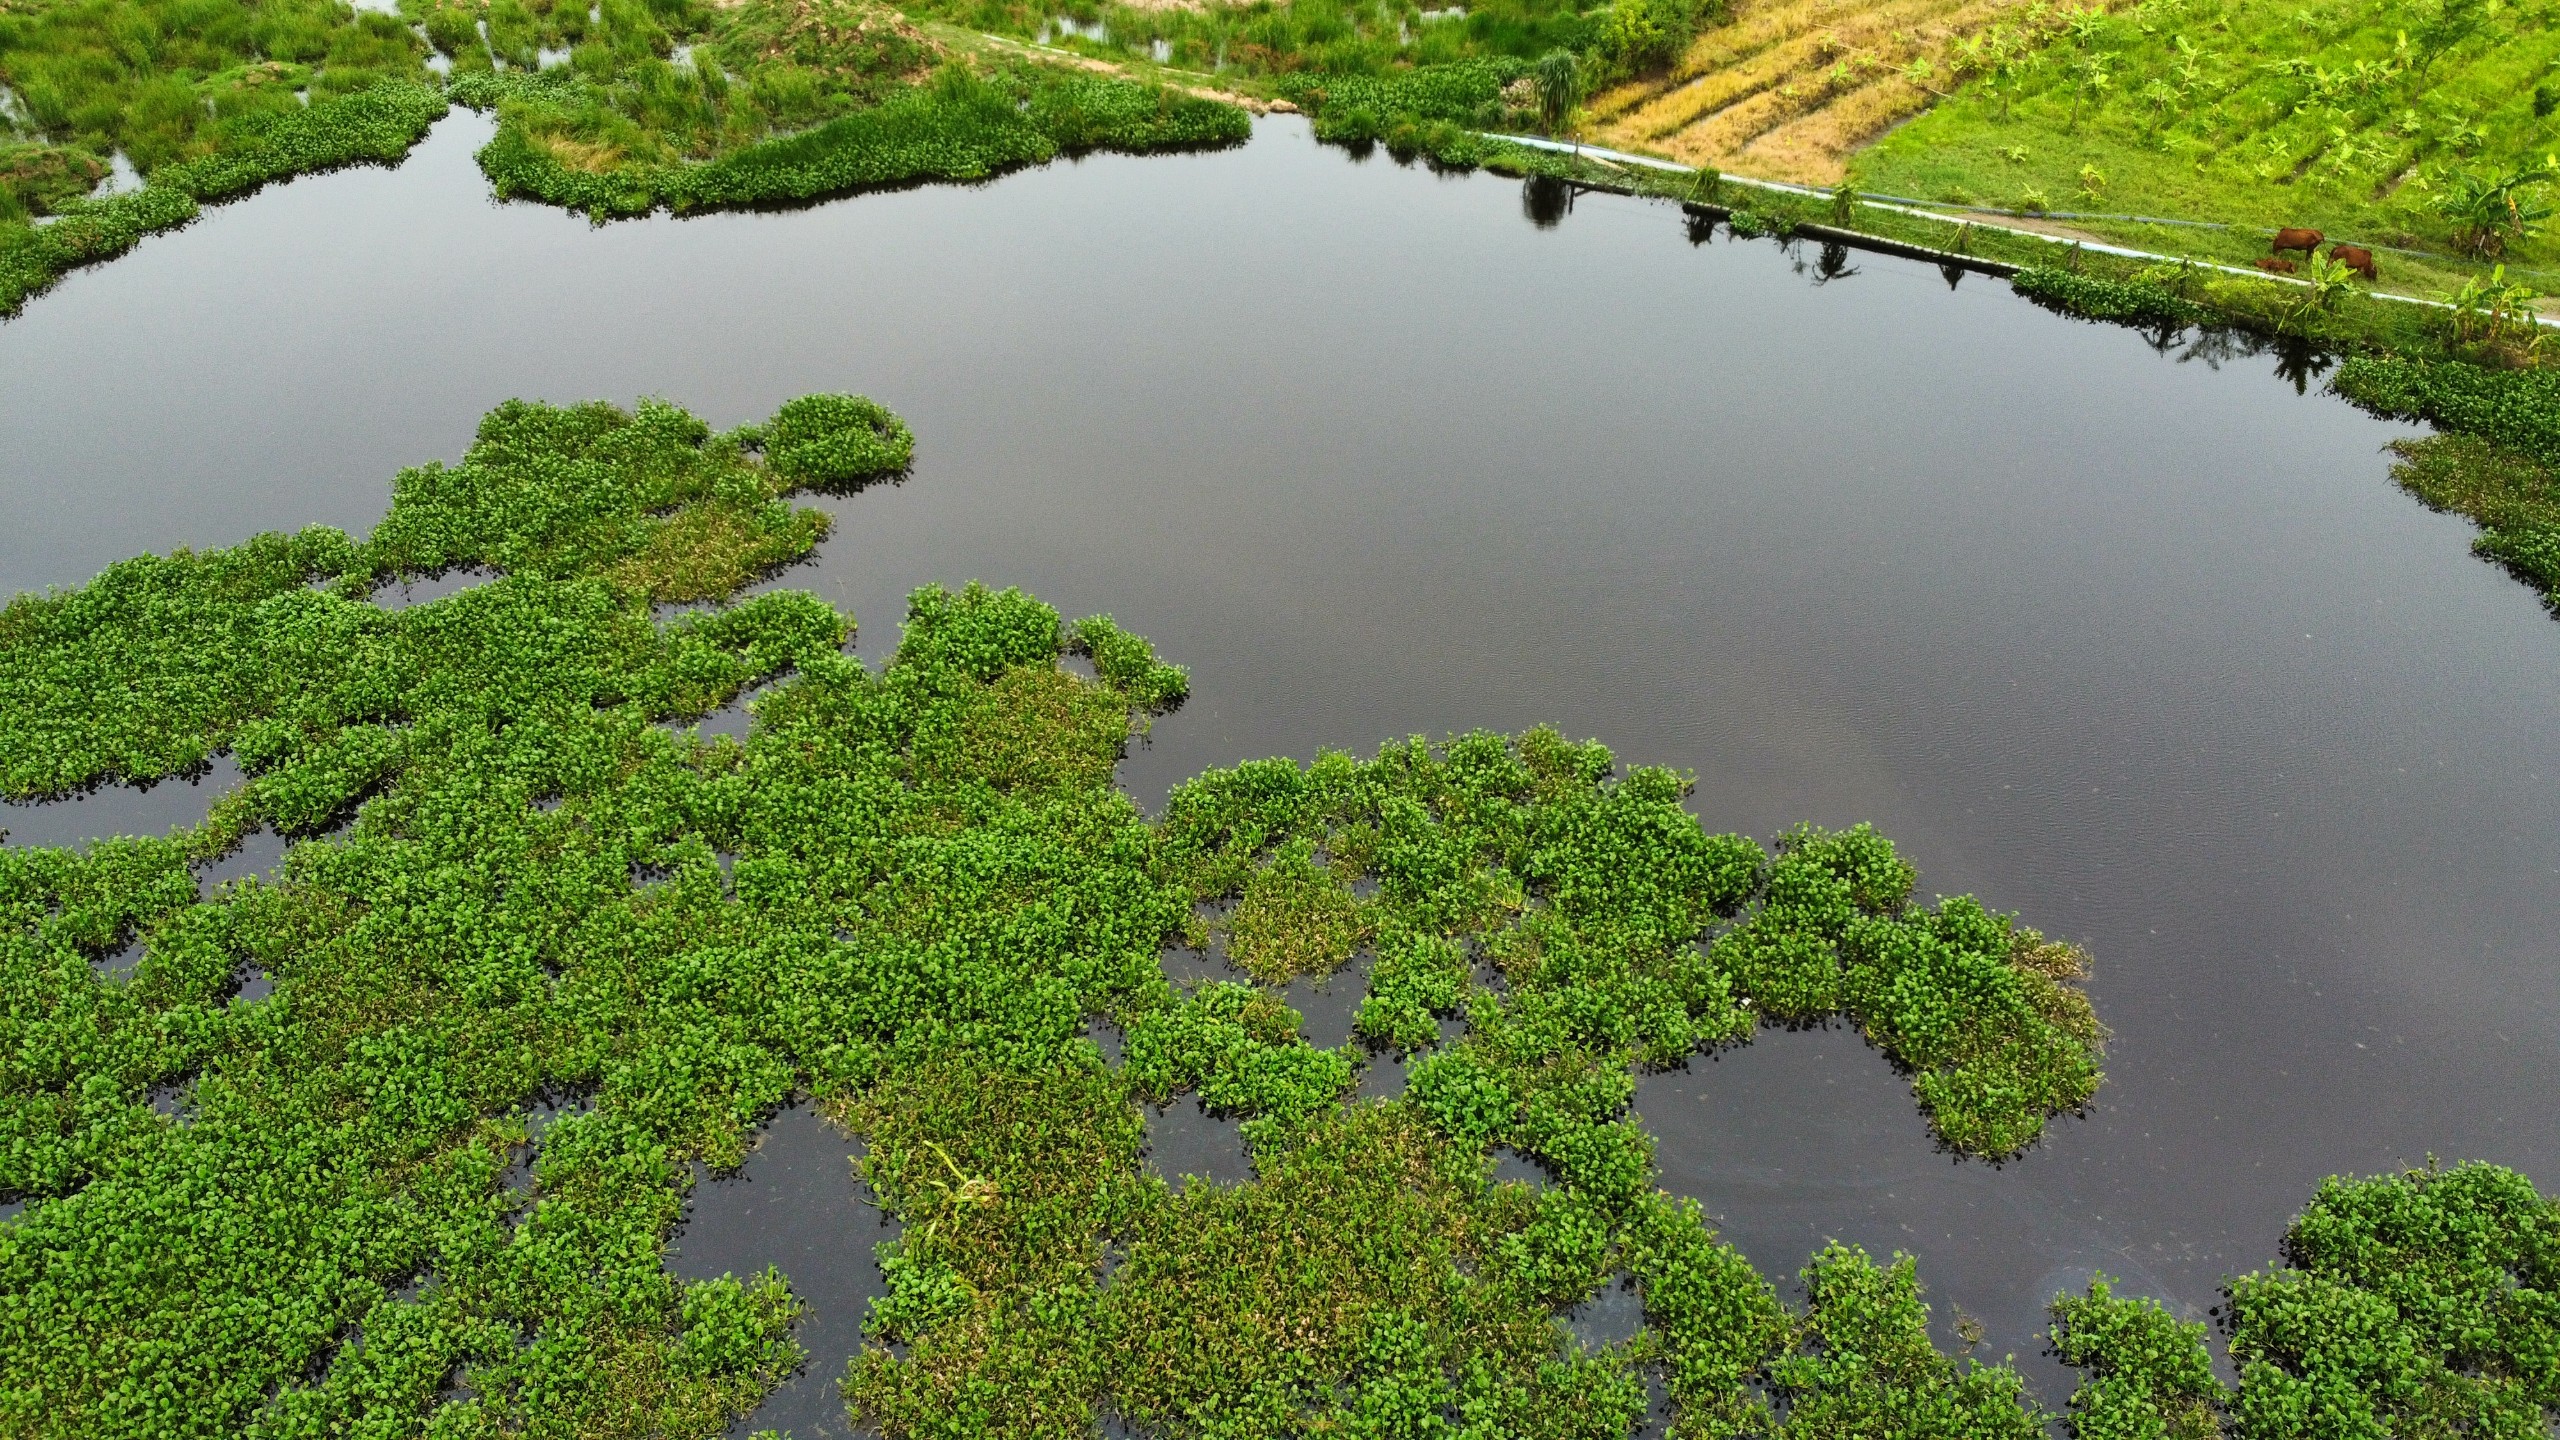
[667,1103,892,1440]
[5,107,2559,1426]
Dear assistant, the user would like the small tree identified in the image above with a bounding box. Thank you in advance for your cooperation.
[2285,250,2358,332]
[2405,0,2495,85]
[1534,49,1582,142]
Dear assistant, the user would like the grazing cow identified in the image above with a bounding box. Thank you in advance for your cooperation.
[2271,226,2323,254]
[2255,256,2298,274]
[2329,243,2378,281]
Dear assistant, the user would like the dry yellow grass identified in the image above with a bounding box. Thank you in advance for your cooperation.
[1588,0,2092,184]
[532,133,628,173]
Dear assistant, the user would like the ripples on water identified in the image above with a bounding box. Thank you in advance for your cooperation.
[4,106,2558,1417]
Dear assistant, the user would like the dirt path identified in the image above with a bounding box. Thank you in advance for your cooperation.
[967,30,1298,113]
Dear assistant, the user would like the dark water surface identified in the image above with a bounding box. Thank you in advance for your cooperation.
[6,107,2560,1423]
[667,1104,891,1439]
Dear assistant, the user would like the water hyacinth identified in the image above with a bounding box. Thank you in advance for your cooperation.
[57,389,2550,1440]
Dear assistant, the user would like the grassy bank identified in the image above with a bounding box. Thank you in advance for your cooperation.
[0,0,452,315]
[1856,0,2560,292]
[0,82,448,316]
[459,58,1245,219]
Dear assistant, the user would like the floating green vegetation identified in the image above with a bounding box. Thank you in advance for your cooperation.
[2331,356,2560,614]
[0,390,2121,1437]
[2052,1160,2560,1440]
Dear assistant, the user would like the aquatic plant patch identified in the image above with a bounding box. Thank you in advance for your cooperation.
[2051,1161,2560,1440]
[0,389,2120,1438]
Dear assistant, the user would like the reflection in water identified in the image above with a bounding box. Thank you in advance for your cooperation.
[3,110,2557,1415]
[1358,1050,1409,1099]
[0,755,243,850]
[1566,1275,1646,1350]
[1490,1147,1546,1187]
[1280,954,1369,1049]
[1086,1014,1127,1064]
[200,828,288,889]
[1521,174,1571,229]
[95,939,144,982]
[368,567,490,610]
[1802,240,1860,285]
[667,1103,892,1440]
[662,692,755,744]
[1143,1099,1253,1186]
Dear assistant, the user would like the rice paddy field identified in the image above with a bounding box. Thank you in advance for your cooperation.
[1580,0,2560,299]
[1584,0,2071,183]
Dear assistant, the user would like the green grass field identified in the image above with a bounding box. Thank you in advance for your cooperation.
[1854,0,2560,296]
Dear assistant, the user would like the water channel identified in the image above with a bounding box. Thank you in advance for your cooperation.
[4,108,2558,1430]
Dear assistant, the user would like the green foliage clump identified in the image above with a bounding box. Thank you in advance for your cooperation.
[763,391,916,487]
[1588,0,1702,81]
[356,394,849,601]
[905,0,1588,84]
[1069,614,1188,711]
[1773,1243,2048,1438]
[2051,1162,2560,1440]
[1622,1192,1792,1435]
[1283,57,1531,145]
[0,0,434,173]
[2050,1275,2224,1440]
[0,0,450,314]
[466,58,1247,220]
[1166,737,2102,1161]
[2226,1161,2560,1439]
[2334,355,2560,471]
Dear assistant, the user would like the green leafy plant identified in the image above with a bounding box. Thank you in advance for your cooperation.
[1533,48,1582,137]
[2439,163,2556,259]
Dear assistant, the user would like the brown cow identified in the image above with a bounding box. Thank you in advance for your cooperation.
[2271,226,2323,255]
[2329,243,2378,281]
[2255,256,2298,274]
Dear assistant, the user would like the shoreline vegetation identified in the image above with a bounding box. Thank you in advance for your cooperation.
[0,393,2553,1438]
[3,0,2555,610]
